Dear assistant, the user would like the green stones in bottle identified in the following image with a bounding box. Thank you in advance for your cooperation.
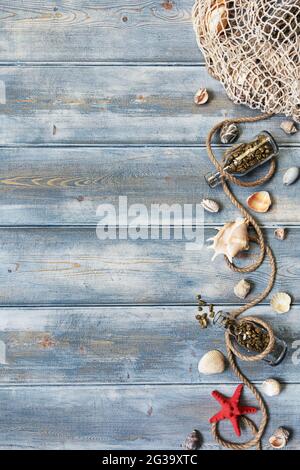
[205,131,279,188]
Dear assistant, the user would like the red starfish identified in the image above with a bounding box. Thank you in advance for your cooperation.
[209,384,258,437]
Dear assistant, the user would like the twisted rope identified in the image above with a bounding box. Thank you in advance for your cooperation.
[206,113,277,450]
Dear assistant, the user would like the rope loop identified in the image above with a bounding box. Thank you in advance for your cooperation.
[206,113,277,450]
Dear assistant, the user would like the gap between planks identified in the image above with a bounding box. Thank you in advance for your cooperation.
[1,143,300,148]
[0,382,299,388]
[0,62,205,67]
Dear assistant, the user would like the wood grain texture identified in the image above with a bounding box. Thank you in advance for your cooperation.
[0,227,298,305]
[0,146,299,226]
[0,1,199,63]
[0,66,299,145]
[0,306,298,385]
[0,383,299,449]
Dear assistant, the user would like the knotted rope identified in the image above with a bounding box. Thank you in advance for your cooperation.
[206,113,277,450]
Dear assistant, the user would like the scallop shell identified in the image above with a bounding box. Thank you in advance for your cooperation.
[270,292,291,314]
[283,166,299,185]
[201,198,220,213]
[220,123,239,144]
[207,218,249,263]
[247,191,272,213]
[269,427,289,449]
[262,378,281,397]
[205,0,228,36]
[198,350,225,375]
[234,279,251,299]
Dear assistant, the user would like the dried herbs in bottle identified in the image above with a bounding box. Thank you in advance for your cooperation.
[212,311,287,366]
[205,131,279,188]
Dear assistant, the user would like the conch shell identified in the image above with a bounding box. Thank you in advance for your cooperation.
[208,218,249,262]
[205,0,228,36]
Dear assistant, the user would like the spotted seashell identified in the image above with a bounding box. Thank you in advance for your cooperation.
[183,430,202,450]
[220,123,239,144]
[200,198,220,213]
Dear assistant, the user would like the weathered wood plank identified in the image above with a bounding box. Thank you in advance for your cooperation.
[0,1,199,63]
[0,384,299,449]
[0,306,298,385]
[0,227,298,305]
[0,66,299,145]
[0,146,299,226]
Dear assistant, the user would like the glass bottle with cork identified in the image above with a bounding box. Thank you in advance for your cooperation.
[213,311,287,366]
[205,131,279,188]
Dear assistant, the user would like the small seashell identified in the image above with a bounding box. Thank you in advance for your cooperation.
[274,228,287,240]
[194,88,209,105]
[220,123,239,144]
[262,378,281,397]
[198,350,226,375]
[201,198,220,213]
[183,429,202,450]
[269,427,289,449]
[270,292,291,314]
[283,166,299,186]
[234,279,251,299]
[280,120,298,135]
[247,191,272,213]
[205,0,228,36]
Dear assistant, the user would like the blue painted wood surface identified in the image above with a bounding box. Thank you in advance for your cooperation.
[0,1,198,63]
[0,306,299,385]
[0,66,299,145]
[0,227,299,305]
[0,0,299,450]
[0,384,299,450]
[0,146,299,225]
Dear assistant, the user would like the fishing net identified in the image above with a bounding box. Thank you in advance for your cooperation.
[192,0,300,122]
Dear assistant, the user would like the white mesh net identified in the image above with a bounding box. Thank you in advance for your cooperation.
[192,0,300,122]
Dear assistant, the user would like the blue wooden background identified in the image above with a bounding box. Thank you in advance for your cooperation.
[0,0,299,449]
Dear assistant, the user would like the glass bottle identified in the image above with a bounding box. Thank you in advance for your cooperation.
[205,131,279,188]
[213,311,287,366]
